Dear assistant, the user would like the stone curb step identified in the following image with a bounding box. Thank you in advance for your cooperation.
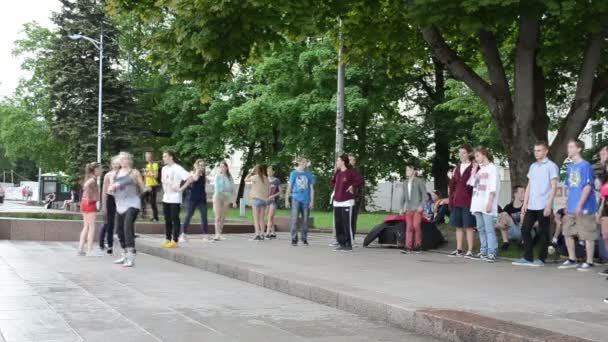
[136,241,593,342]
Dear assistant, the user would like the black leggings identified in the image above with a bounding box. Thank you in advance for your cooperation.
[334,206,354,248]
[100,195,116,249]
[163,203,181,242]
[116,207,139,249]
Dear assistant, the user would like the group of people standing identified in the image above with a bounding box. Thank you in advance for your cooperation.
[442,140,608,275]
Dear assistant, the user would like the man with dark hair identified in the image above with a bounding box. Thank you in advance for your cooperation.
[558,139,598,271]
[496,185,525,250]
[513,142,558,267]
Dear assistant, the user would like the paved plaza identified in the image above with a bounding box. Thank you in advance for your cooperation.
[0,240,439,342]
[136,233,608,341]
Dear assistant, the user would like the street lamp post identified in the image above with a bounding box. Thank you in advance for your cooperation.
[69,33,103,207]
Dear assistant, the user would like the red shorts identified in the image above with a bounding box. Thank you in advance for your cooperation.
[80,200,97,213]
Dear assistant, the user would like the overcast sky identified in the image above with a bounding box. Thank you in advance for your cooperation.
[0,0,60,99]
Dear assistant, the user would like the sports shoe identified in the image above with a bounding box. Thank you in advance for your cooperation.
[77,250,86,256]
[414,247,422,254]
[164,241,178,248]
[448,250,464,257]
[341,246,353,252]
[86,249,104,257]
[162,240,172,248]
[178,234,188,243]
[577,262,594,272]
[270,234,277,239]
[123,252,135,267]
[328,241,339,247]
[469,253,487,261]
[114,252,126,264]
[512,258,535,267]
[400,249,411,255]
[558,260,579,270]
[291,239,298,246]
[253,235,261,241]
[106,248,113,255]
[302,240,309,246]
[598,269,608,276]
[532,260,545,267]
[485,254,496,263]
[463,251,474,258]
[333,246,345,252]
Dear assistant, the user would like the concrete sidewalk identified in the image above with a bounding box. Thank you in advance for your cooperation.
[0,240,439,342]
[136,233,608,342]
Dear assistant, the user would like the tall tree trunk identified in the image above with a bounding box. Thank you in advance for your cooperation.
[237,142,255,205]
[429,58,449,197]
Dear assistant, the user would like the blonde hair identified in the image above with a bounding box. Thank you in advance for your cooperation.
[117,152,134,167]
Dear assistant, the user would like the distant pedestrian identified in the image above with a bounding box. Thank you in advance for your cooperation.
[100,157,120,254]
[331,154,363,252]
[399,164,427,254]
[447,144,476,258]
[266,165,280,239]
[179,159,210,242]
[512,141,558,267]
[109,152,144,267]
[0,186,4,204]
[161,151,190,248]
[558,139,598,271]
[142,151,160,222]
[246,164,270,241]
[44,193,56,209]
[468,147,501,263]
[286,158,315,246]
[78,162,102,257]
[213,161,236,241]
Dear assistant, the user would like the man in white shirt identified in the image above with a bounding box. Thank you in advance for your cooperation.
[161,151,190,248]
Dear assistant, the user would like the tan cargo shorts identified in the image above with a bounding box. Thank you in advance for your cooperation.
[563,215,598,241]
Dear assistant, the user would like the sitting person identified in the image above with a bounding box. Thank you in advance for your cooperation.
[44,193,56,209]
[496,185,525,250]
[62,189,79,210]
[423,192,434,221]
[430,190,450,224]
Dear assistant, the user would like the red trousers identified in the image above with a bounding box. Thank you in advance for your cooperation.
[404,211,422,249]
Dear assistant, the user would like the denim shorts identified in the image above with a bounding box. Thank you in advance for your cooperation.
[449,207,476,228]
[252,198,268,208]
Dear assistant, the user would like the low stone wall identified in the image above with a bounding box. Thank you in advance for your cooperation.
[0,217,253,241]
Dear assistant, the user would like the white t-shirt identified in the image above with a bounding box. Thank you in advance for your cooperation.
[468,163,501,215]
[161,163,190,204]
[407,178,413,198]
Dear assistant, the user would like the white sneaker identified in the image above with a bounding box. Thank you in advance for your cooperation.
[202,235,210,242]
[86,249,104,257]
[558,260,579,270]
[328,241,339,247]
[114,252,126,264]
[123,252,135,267]
[179,234,188,243]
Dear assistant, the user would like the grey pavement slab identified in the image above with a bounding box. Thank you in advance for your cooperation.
[135,233,608,341]
[0,240,438,342]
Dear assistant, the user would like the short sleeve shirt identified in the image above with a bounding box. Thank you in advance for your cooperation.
[565,160,597,214]
[289,170,315,204]
[161,164,190,204]
[526,158,559,210]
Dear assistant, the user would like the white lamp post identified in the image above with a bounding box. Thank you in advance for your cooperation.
[69,33,103,207]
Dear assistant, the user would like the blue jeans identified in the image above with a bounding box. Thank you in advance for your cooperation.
[181,200,209,235]
[474,212,498,256]
[290,200,310,242]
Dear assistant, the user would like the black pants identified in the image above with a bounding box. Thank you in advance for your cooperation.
[182,200,208,234]
[116,207,139,249]
[334,206,354,248]
[100,195,116,249]
[163,202,181,242]
[142,186,159,220]
[352,201,359,236]
[521,209,550,262]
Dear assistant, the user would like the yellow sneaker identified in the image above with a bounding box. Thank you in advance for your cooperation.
[166,241,178,248]
[162,240,172,248]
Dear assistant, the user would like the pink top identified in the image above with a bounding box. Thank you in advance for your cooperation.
[600,182,608,199]
[81,177,98,202]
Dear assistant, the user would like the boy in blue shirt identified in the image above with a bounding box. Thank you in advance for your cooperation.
[558,139,598,271]
[286,157,315,246]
